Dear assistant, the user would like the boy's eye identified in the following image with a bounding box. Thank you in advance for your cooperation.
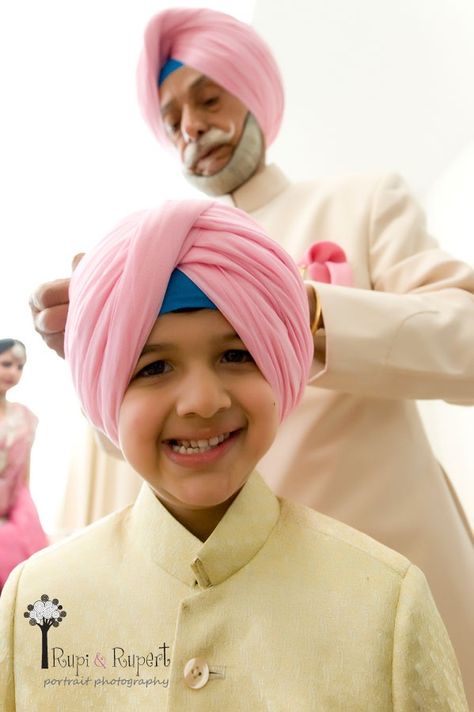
[135,360,171,378]
[221,349,254,364]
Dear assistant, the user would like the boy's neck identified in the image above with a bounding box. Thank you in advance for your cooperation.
[160,492,240,542]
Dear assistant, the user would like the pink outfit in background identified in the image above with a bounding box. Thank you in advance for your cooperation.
[137,8,284,148]
[0,403,47,588]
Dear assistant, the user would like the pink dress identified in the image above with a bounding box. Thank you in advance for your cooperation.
[0,402,48,589]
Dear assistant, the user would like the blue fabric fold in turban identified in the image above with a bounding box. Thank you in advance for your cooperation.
[159,268,217,315]
[158,58,184,86]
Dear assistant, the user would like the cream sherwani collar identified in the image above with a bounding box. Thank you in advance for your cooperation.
[220,164,290,213]
[126,473,280,591]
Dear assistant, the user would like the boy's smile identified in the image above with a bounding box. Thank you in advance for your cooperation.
[118,309,279,539]
[163,428,242,466]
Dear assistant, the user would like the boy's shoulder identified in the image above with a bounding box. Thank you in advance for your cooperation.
[20,504,134,575]
[278,497,411,580]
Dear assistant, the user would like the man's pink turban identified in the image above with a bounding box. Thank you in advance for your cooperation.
[137,8,284,148]
[65,201,313,447]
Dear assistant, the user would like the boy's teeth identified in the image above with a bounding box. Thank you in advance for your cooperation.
[171,431,231,454]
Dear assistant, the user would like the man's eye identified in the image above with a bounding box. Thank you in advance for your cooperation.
[203,96,219,108]
[221,349,254,364]
[135,360,171,378]
[164,120,180,136]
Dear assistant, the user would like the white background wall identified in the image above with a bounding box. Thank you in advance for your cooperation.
[253,0,474,520]
[254,0,474,194]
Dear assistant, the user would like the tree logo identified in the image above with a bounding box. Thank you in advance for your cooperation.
[24,594,67,669]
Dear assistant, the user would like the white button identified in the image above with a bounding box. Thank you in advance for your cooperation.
[184,657,210,689]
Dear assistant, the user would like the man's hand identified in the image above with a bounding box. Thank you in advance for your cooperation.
[29,253,84,359]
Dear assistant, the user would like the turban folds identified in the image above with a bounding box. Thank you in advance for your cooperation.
[137,8,284,148]
[65,202,313,447]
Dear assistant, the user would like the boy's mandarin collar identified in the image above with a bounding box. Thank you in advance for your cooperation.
[221,164,290,214]
[192,474,280,589]
[127,473,280,589]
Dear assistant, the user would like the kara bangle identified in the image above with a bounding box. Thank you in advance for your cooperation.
[310,287,322,335]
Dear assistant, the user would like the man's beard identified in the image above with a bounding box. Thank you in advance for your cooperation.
[183,113,264,196]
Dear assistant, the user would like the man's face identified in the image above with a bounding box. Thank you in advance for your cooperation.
[159,66,249,177]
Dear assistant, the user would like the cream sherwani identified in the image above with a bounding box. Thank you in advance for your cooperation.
[222,165,474,701]
[0,474,468,710]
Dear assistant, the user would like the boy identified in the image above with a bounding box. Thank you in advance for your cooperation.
[0,201,467,710]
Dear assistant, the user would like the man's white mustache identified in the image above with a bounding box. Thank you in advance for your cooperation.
[183,126,235,170]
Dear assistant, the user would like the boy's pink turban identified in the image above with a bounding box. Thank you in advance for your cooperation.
[65,201,313,447]
[137,8,284,148]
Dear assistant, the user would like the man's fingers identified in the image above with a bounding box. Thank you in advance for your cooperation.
[29,254,81,314]
[28,264,77,361]
[33,303,69,336]
[72,253,85,271]
[42,332,66,359]
[32,302,68,360]
[28,278,70,312]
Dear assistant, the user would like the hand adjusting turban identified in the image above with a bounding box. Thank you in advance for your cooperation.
[65,201,313,446]
[137,8,284,148]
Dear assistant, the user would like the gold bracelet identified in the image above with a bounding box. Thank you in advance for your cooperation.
[310,287,322,335]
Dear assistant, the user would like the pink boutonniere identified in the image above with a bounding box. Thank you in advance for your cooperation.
[297,241,352,286]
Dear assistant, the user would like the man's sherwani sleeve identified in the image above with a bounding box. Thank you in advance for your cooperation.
[0,564,24,712]
[310,174,474,402]
[392,564,468,711]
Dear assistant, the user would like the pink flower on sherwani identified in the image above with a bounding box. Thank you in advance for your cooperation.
[297,241,352,286]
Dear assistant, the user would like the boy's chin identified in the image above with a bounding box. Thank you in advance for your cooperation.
[154,473,248,512]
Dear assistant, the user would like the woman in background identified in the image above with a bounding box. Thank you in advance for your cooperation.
[0,339,47,591]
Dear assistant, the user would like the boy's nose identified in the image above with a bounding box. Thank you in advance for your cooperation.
[175,369,231,419]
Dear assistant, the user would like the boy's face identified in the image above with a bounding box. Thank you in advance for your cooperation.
[118,309,279,531]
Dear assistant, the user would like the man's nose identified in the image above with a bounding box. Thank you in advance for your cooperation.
[181,105,208,143]
[175,367,231,419]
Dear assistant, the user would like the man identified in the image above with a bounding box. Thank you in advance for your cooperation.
[31,8,474,700]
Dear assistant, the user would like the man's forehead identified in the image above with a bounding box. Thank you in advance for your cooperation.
[159,67,221,111]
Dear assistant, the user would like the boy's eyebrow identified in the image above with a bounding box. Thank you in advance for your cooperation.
[160,75,215,117]
[140,331,242,356]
